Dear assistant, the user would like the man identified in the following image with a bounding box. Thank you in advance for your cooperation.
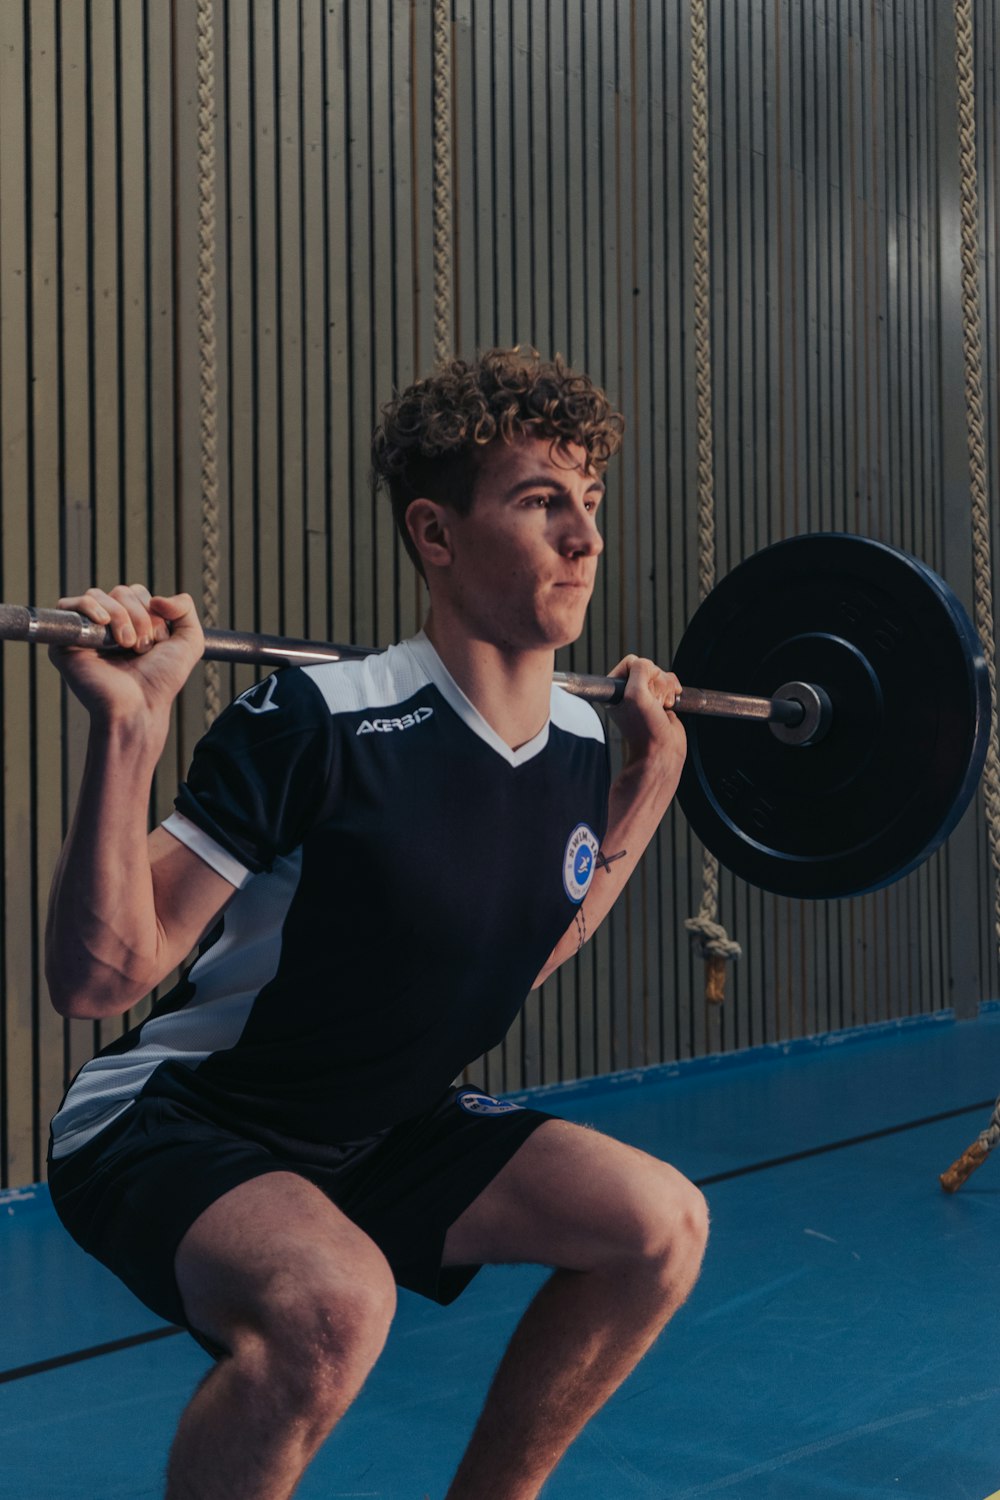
[46,348,708,1500]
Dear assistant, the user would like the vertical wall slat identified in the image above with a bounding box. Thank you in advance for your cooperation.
[2,1,37,1186]
[278,0,306,644]
[28,0,63,1182]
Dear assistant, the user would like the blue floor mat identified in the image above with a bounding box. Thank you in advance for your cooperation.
[2,1009,998,1499]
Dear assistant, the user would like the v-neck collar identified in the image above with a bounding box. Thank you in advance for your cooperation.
[403,632,551,768]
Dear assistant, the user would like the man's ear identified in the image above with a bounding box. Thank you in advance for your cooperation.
[405,498,454,572]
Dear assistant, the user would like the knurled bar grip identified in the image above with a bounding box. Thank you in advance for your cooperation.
[939,1138,990,1193]
[0,603,805,725]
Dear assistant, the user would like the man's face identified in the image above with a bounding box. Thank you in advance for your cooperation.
[435,434,605,652]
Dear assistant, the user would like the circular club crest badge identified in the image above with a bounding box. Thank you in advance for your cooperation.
[562,823,600,904]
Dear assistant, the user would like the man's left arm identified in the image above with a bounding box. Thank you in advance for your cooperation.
[532,655,686,989]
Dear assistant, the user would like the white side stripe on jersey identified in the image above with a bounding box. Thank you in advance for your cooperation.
[50,849,304,1158]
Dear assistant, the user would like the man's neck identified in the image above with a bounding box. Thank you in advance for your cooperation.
[422,612,555,751]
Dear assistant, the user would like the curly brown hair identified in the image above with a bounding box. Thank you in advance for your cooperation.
[371,347,625,575]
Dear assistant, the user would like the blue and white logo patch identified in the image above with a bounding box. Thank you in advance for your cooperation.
[562,823,599,904]
[456,1090,523,1117]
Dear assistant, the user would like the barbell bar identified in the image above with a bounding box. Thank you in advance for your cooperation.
[0,601,814,732]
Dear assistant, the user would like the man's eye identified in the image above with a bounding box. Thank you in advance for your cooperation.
[525,494,550,508]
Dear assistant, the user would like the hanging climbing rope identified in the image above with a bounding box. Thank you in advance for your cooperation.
[940,0,1000,1193]
[431,0,454,366]
[683,0,742,1004]
[196,0,222,730]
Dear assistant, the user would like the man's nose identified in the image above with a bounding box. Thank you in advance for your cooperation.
[562,507,604,557]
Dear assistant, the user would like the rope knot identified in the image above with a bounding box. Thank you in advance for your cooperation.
[684,915,743,963]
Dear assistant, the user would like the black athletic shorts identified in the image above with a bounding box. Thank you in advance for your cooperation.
[47,1072,553,1345]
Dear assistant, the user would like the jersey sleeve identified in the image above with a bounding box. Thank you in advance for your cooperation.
[170,667,334,876]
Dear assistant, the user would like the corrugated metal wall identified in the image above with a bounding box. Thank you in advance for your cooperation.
[0,0,996,1187]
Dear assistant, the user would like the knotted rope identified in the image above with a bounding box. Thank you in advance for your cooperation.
[684,0,741,1003]
[432,0,453,365]
[196,0,221,729]
[940,0,1000,1192]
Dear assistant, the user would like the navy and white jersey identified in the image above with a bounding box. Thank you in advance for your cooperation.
[51,633,610,1158]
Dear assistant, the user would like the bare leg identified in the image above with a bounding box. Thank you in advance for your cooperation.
[166,1172,396,1500]
[441,1121,709,1500]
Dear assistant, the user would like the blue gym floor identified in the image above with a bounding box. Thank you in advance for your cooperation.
[2,1009,999,1500]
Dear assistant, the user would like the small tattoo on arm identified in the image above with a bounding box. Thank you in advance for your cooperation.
[596,848,627,874]
[574,907,588,952]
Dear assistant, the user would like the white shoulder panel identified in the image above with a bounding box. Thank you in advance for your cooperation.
[550,684,607,744]
[300,640,432,716]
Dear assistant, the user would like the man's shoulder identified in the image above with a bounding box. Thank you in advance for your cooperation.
[299,640,432,719]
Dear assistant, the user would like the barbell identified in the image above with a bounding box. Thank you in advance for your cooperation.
[0,532,990,901]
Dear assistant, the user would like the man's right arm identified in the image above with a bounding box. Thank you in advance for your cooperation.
[44,584,235,1020]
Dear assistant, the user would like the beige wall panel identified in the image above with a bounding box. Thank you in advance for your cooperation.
[325,2,353,648]
[0,0,997,1183]
[300,0,329,643]
[367,6,399,654]
[1,2,37,1184]
[221,0,255,705]
[277,4,306,644]
[59,0,99,1082]
[146,2,183,825]
[90,0,123,597]
[344,1,375,645]
[120,4,151,587]
[252,6,283,653]
[26,0,66,1173]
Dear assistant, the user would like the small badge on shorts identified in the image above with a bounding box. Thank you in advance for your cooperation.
[562,823,599,904]
[456,1090,523,1117]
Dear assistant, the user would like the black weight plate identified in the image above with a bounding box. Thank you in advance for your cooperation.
[671,533,991,899]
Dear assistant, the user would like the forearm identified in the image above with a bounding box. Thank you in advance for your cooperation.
[533,752,679,988]
[45,714,169,1018]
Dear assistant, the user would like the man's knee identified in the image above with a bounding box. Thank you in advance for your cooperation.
[658,1174,710,1270]
[224,1243,397,1421]
[254,1243,397,1368]
[613,1163,709,1292]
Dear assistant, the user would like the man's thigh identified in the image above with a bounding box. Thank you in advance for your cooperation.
[175,1171,396,1355]
[441,1118,704,1271]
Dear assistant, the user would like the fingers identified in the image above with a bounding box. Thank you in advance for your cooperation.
[55,585,194,654]
[148,592,199,634]
[56,585,152,652]
[609,654,682,709]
